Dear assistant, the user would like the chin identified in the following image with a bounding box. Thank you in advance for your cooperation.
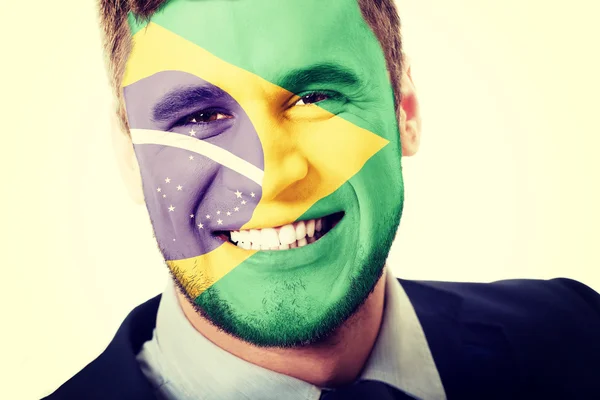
[184,243,389,348]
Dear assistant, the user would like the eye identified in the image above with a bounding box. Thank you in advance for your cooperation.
[168,107,235,139]
[182,110,233,124]
[294,92,331,106]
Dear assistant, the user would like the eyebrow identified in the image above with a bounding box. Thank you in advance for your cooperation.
[276,63,362,94]
[152,63,361,121]
[152,84,228,122]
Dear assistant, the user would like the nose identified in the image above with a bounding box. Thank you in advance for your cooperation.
[260,142,309,203]
[237,96,311,204]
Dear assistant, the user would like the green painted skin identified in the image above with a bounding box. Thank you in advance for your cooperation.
[128,0,404,347]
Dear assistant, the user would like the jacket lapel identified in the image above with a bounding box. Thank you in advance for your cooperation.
[400,279,520,400]
[48,279,522,400]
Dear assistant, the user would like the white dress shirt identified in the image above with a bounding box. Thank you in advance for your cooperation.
[136,268,446,400]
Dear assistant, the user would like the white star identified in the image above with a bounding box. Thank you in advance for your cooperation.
[250,192,255,197]
[168,205,175,212]
[234,190,242,198]
[157,187,162,192]
[226,211,231,216]
[189,129,196,136]
[190,214,194,218]
[177,185,183,191]
[217,219,223,225]
[206,215,211,219]
[234,207,239,212]
[165,177,171,183]
[198,223,204,229]
[173,238,176,241]
[162,194,167,198]
[216,210,221,215]
[241,200,247,205]
[189,155,194,160]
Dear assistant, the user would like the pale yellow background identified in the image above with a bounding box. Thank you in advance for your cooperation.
[1,0,599,398]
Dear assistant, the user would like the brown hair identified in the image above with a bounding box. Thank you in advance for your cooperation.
[97,0,403,134]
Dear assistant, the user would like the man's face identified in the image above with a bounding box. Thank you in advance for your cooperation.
[122,0,403,346]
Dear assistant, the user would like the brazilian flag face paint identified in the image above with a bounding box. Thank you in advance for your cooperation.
[123,0,403,346]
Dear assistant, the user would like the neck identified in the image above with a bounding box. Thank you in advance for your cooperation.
[176,269,387,388]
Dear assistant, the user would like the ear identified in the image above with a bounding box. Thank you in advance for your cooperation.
[398,54,422,157]
[110,105,145,205]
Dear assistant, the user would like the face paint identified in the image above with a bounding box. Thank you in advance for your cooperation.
[122,0,403,346]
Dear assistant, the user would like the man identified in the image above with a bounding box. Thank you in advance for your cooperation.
[45,0,600,399]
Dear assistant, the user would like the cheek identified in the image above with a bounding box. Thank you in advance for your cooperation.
[134,144,262,260]
[123,71,267,261]
[350,142,404,231]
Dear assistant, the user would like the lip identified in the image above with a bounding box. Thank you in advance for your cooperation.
[211,210,345,237]
[216,207,356,274]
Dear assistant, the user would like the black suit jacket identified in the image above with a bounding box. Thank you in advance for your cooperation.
[43,278,600,400]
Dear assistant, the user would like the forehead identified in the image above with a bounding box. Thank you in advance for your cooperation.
[128,0,381,84]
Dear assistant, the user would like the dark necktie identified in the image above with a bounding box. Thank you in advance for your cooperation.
[319,380,419,400]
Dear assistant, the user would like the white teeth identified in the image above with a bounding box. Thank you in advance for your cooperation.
[238,230,250,243]
[278,224,297,245]
[260,227,280,247]
[295,220,306,240]
[306,219,315,238]
[249,229,261,244]
[229,216,335,250]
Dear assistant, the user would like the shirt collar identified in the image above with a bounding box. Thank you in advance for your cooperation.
[361,269,446,400]
[143,268,446,400]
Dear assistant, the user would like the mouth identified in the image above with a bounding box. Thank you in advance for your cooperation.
[214,211,345,250]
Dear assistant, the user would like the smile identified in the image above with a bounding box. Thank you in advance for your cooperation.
[215,212,344,250]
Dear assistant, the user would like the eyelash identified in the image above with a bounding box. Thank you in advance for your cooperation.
[293,90,341,107]
[173,108,233,127]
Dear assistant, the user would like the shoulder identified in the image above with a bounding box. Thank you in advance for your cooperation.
[399,277,600,399]
[42,295,162,400]
[402,276,600,318]
[402,277,600,332]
